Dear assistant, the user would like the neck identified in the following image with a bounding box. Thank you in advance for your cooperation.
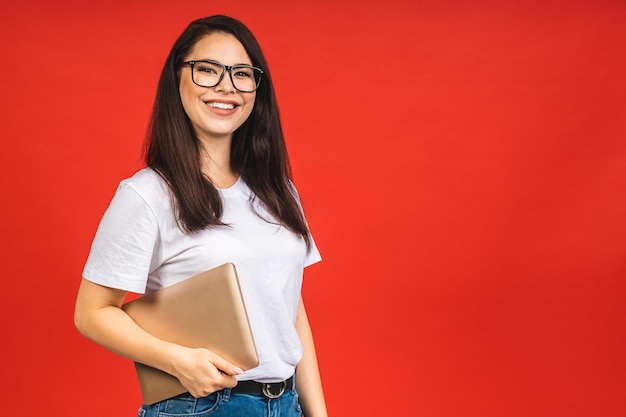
[199,138,238,188]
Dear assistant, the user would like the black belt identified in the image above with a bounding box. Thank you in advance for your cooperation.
[231,376,294,399]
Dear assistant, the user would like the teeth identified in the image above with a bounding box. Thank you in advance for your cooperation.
[207,102,235,110]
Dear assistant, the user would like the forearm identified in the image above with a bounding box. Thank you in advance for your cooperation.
[74,279,183,375]
[74,278,240,397]
[295,297,328,417]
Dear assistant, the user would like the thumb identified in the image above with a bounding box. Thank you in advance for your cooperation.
[209,353,244,376]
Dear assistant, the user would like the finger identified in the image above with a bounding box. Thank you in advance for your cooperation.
[208,353,244,376]
[219,373,239,389]
[188,374,236,398]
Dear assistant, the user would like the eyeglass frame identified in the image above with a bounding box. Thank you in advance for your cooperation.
[182,60,264,93]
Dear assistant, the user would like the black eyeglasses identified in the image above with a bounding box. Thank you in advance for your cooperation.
[182,60,263,93]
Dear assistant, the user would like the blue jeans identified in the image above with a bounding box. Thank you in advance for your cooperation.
[137,385,302,417]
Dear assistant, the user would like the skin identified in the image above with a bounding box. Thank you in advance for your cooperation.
[179,32,256,187]
[295,297,329,417]
[74,32,328,417]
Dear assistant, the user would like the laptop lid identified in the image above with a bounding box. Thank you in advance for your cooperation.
[122,263,258,404]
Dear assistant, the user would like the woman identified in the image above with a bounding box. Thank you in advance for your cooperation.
[74,15,328,417]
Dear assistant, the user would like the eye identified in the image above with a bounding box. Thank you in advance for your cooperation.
[233,67,254,78]
[194,62,221,75]
[196,65,217,74]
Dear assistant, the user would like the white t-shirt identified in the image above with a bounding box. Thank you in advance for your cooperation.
[83,168,321,382]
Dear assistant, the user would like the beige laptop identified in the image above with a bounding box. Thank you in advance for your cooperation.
[122,263,259,405]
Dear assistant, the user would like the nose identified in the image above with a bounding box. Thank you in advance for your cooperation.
[214,70,235,93]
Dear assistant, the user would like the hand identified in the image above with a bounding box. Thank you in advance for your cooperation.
[170,346,243,398]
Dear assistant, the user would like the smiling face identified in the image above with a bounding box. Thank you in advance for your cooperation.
[179,32,256,144]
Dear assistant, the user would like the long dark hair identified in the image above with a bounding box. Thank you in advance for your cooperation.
[143,15,311,249]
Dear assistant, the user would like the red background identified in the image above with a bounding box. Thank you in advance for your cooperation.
[1,1,625,415]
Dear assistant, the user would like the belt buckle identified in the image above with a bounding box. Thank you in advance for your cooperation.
[261,381,287,399]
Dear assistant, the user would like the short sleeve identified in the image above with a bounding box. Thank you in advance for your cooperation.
[82,182,160,294]
[288,181,322,268]
[304,235,322,267]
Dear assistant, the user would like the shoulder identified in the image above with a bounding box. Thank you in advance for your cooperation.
[121,167,165,190]
[120,168,168,197]
[116,168,171,213]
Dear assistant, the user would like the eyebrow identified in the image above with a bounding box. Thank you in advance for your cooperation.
[194,58,254,66]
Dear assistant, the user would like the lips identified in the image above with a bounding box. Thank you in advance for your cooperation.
[206,101,236,110]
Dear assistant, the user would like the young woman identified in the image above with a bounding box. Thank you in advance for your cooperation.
[74,15,328,417]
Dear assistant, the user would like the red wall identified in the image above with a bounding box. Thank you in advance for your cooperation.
[1,1,625,415]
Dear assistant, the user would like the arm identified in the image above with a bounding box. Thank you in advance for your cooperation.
[74,278,243,397]
[295,296,328,417]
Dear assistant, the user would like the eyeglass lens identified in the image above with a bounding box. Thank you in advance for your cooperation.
[192,61,261,92]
